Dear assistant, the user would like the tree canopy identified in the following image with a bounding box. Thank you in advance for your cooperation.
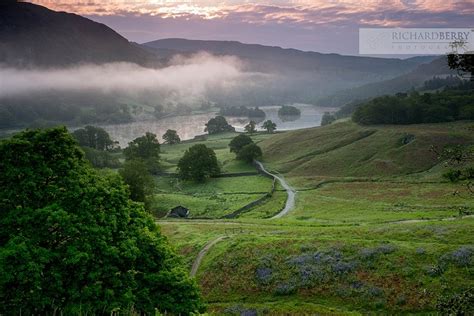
[278,105,301,116]
[0,127,204,314]
[124,132,161,173]
[119,159,155,203]
[204,116,235,135]
[262,120,277,133]
[72,125,115,151]
[229,134,254,153]
[177,144,220,182]
[163,129,181,145]
[352,87,474,125]
[321,112,336,126]
[236,143,263,163]
[244,120,257,134]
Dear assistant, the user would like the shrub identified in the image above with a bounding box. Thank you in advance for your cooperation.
[437,288,474,315]
[274,281,297,296]
[255,267,273,285]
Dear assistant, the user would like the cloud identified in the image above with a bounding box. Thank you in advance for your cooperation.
[28,0,474,54]
[0,53,265,106]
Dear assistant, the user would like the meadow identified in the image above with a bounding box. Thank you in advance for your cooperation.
[155,121,474,315]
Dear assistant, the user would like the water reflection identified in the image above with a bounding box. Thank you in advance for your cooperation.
[278,114,301,122]
[99,104,335,147]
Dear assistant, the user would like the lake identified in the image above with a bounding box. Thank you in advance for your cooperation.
[99,104,334,147]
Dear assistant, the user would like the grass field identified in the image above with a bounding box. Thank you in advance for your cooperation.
[155,121,474,315]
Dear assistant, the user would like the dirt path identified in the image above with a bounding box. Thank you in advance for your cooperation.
[190,162,296,276]
[190,236,228,277]
[255,160,296,219]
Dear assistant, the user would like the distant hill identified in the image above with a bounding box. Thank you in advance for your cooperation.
[0,1,158,67]
[144,38,434,103]
[318,57,454,107]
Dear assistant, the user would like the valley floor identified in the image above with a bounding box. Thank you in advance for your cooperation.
[155,121,474,315]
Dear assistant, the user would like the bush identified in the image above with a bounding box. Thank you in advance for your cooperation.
[437,288,474,315]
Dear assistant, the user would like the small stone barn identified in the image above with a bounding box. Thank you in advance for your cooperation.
[167,206,190,218]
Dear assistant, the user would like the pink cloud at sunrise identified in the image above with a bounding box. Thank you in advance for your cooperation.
[26,0,474,54]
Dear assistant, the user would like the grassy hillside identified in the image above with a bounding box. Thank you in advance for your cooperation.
[155,121,473,314]
[260,121,474,182]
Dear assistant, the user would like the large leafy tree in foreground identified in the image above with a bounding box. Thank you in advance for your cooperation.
[0,127,204,315]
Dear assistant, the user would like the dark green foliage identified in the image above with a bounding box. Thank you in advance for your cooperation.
[229,134,254,153]
[177,144,220,182]
[248,107,266,118]
[205,116,235,135]
[278,105,301,116]
[0,127,204,314]
[237,143,263,163]
[437,144,474,195]
[72,125,115,150]
[162,129,181,145]
[437,288,474,316]
[245,121,257,134]
[353,88,474,125]
[448,51,474,80]
[321,112,336,126]
[119,159,155,202]
[124,132,160,173]
[82,146,120,169]
[220,106,266,118]
[422,75,462,90]
[262,120,277,133]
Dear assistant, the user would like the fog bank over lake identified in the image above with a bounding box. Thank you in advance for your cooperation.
[99,104,334,147]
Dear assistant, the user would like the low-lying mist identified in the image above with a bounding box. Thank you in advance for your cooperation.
[0,53,268,107]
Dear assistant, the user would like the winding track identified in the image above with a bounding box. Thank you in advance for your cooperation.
[190,236,227,277]
[254,160,296,219]
[190,161,296,275]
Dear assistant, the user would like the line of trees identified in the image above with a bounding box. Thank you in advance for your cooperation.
[353,88,474,125]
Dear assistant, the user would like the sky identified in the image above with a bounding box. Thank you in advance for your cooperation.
[28,0,474,55]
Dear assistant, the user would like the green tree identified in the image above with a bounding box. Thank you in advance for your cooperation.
[229,134,253,154]
[278,105,301,116]
[124,132,160,173]
[82,146,121,169]
[204,116,235,135]
[262,120,277,133]
[177,144,220,182]
[244,120,257,134]
[237,143,263,163]
[0,127,204,315]
[321,112,336,126]
[119,159,155,203]
[163,129,181,145]
[72,125,115,151]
